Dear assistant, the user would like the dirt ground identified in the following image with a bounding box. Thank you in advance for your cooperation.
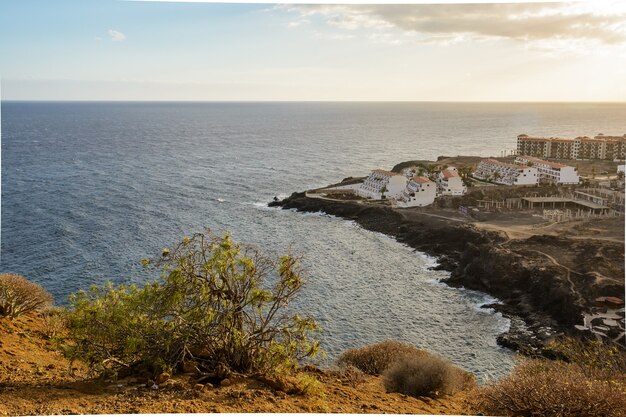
[0,314,475,416]
[399,204,624,243]
[473,213,625,242]
[472,213,625,291]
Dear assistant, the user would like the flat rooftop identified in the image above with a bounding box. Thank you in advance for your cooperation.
[522,197,572,203]
[575,191,608,202]
[521,196,609,210]
[572,199,610,209]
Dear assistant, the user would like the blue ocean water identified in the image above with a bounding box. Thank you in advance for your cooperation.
[2,101,625,380]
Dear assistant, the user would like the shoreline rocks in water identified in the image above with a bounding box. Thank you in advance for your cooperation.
[269,191,625,354]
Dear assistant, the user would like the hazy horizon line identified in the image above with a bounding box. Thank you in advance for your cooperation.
[2,99,626,104]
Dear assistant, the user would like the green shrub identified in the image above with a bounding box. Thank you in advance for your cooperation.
[63,231,321,377]
[475,358,626,417]
[337,340,426,375]
[0,273,53,319]
[296,374,325,397]
[63,281,175,376]
[383,352,473,399]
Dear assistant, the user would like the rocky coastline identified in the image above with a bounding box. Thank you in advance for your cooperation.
[269,191,625,355]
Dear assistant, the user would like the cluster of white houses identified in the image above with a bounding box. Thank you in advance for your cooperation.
[473,159,538,186]
[356,166,466,207]
[473,156,580,186]
[356,154,582,208]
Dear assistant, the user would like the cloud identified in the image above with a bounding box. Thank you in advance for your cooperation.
[311,31,356,41]
[285,2,626,46]
[108,29,126,42]
[288,19,309,28]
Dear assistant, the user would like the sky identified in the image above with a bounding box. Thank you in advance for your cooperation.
[0,0,625,101]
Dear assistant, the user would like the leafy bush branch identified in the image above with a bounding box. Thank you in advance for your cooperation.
[63,231,321,378]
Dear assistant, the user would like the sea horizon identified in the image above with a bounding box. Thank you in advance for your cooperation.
[3,99,626,104]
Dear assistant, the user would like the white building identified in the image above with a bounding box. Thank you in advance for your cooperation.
[401,167,417,178]
[436,167,466,196]
[473,159,538,186]
[514,156,580,185]
[618,165,625,174]
[396,176,437,207]
[357,169,408,200]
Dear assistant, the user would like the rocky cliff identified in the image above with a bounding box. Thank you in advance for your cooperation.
[270,192,625,353]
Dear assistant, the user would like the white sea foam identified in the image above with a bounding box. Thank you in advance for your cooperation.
[416,251,441,270]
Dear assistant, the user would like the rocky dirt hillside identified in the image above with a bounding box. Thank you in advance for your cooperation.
[0,314,475,416]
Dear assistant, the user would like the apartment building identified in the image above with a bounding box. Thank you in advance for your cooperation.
[357,169,408,200]
[516,134,626,160]
[436,167,466,196]
[396,176,437,207]
[515,156,580,185]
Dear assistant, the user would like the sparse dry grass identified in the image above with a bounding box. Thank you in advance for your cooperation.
[40,307,68,339]
[333,365,367,387]
[475,338,626,417]
[474,358,626,417]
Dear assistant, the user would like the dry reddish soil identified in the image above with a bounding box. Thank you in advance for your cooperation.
[474,214,624,242]
[0,314,475,416]
[472,215,625,287]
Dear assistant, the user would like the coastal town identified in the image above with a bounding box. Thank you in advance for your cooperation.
[279,133,625,350]
[3,0,626,414]
[344,134,626,210]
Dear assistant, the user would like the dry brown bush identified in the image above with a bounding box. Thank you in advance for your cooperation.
[335,365,367,387]
[475,358,626,417]
[383,352,473,399]
[40,307,68,339]
[0,273,53,319]
[337,340,426,375]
